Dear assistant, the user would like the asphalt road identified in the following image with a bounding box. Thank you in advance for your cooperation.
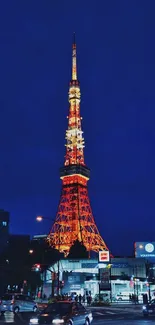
[0,307,155,324]
[94,320,155,324]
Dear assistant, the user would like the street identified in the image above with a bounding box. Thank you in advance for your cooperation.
[1,305,155,325]
[94,320,155,324]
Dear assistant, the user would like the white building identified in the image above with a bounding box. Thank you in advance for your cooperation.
[43,257,148,299]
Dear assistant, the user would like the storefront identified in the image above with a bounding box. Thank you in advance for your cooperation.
[43,257,147,299]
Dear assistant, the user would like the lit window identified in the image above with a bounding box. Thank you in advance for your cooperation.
[2,221,7,226]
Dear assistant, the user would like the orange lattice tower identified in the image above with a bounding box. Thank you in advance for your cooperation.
[48,34,109,256]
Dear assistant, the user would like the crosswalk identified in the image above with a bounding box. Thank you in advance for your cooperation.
[92,306,142,318]
[0,311,15,323]
[95,311,116,315]
[94,310,122,316]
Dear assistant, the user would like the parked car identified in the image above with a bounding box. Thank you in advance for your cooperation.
[0,294,38,313]
[143,299,155,317]
[30,301,93,325]
[94,293,110,302]
[116,293,130,301]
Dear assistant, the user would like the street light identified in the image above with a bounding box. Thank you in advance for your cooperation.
[29,249,34,254]
[36,216,43,222]
[36,215,61,296]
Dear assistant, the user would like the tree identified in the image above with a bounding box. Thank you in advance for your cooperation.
[28,239,63,269]
[0,241,42,295]
[0,237,64,296]
[68,240,88,259]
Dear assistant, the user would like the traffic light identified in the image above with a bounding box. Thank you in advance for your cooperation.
[32,264,41,271]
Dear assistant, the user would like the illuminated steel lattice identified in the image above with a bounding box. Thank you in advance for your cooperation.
[48,35,109,256]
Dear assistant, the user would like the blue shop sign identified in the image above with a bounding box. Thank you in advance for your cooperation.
[81,263,98,268]
[112,263,129,268]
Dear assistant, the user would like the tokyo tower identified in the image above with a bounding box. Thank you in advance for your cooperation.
[48,35,109,256]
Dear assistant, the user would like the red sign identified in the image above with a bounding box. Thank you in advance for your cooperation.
[99,250,110,262]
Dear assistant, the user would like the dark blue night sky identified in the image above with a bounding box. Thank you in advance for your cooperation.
[0,0,155,256]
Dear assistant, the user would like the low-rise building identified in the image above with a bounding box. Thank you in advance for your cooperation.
[43,257,148,299]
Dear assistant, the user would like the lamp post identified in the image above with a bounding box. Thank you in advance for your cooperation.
[36,215,61,297]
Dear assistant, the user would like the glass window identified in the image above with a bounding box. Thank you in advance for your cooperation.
[2,295,13,301]
[72,303,78,313]
[15,295,25,301]
[25,296,33,302]
[25,296,31,301]
[44,303,71,314]
[77,303,86,312]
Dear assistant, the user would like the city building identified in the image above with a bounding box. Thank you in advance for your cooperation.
[31,234,47,244]
[43,257,148,299]
[9,234,30,247]
[135,241,155,293]
[135,242,155,261]
[47,34,109,256]
[8,234,30,262]
[0,209,10,255]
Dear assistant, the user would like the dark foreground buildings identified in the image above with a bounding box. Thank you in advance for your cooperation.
[0,209,10,255]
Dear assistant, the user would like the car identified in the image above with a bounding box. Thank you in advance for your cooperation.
[94,293,110,302]
[0,294,38,313]
[116,293,130,301]
[142,299,155,317]
[29,301,93,325]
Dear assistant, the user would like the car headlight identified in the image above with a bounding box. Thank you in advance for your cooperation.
[142,306,147,310]
[29,318,39,324]
[52,320,64,324]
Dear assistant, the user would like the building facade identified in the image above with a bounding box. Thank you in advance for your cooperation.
[43,257,148,299]
[0,209,10,255]
[31,234,47,244]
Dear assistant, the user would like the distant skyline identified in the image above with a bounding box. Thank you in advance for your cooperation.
[0,1,155,256]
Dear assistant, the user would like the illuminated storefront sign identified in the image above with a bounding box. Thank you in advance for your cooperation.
[135,242,155,260]
[81,263,98,268]
[112,263,129,268]
[99,251,110,262]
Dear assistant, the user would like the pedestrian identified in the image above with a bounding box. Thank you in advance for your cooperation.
[86,296,89,305]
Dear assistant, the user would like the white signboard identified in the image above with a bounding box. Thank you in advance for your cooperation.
[99,250,110,262]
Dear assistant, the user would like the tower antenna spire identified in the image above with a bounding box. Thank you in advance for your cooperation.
[72,32,77,80]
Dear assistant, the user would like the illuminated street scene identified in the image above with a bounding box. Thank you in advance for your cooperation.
[0,1,155,325]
